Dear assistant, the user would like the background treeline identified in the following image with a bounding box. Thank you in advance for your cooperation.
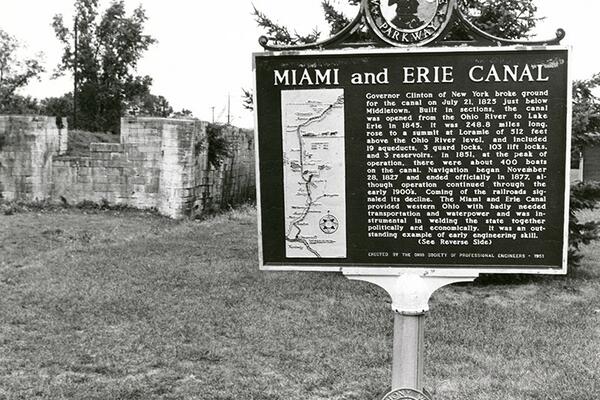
[0,0,192,134]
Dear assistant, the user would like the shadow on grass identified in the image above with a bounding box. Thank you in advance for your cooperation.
[473,269,593,286]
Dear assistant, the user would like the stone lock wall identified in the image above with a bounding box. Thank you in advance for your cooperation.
[0,116,67,201]
[191,126,256,213]
[0,116,255,218]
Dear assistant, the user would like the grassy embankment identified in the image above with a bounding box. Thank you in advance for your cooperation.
[64,130,119,157]
[0,206,598,399]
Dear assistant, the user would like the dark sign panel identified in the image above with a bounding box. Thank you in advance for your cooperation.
[254,47,570,273]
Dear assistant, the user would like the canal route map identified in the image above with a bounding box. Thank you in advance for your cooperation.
[281,89,347,258]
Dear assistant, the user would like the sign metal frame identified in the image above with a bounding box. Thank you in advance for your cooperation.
[253,45,572,277]
[254,3,570,396]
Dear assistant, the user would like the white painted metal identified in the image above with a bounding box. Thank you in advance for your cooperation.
[344,273,478,391]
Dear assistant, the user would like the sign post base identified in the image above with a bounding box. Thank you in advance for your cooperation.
[344,272,478,396]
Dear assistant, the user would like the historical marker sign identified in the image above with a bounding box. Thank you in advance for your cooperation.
[254,46,570,274]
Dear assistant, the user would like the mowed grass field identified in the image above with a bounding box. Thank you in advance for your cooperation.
[0,206,599,400]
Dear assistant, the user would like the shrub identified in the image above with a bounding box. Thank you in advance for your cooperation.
[206,123,232,169]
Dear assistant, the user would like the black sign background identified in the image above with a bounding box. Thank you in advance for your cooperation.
[254,48,569,271]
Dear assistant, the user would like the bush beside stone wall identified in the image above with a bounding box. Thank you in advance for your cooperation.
[190,125,255,215]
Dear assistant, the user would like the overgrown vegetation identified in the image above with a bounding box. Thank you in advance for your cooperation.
[64,129,119,157]
[0,197,158,216]
[0,28,45,113]
[569,75,600,265]
[206,123,232,169]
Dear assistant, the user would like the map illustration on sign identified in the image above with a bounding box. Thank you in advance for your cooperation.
[281,89,347,258]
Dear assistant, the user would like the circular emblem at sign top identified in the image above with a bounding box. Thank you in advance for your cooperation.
[319,214,339,234]
[381,388,432,400]
[365,0,454,47]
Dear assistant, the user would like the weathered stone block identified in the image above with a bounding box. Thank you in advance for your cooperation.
[105,168,122,177]
[129,176,146,185]
[92,183,110,192]
[132,184,147,193]
[92,175,109,184]
[90,143,123,153]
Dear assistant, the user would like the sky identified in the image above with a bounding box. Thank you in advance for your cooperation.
[1,0,599,128]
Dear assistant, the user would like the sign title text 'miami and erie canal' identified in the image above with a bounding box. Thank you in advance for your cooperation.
[273,64,551,86]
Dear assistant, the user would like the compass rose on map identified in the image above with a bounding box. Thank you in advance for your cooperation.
[319,214,339,234]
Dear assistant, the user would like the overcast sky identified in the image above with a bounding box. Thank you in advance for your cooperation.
[1,0,599,128]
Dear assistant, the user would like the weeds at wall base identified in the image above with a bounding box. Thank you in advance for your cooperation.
[0,198,161,217]
[188,203,253,225]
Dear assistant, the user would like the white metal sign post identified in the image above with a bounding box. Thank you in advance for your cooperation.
[345,273,478,392]
[254,1,570,399]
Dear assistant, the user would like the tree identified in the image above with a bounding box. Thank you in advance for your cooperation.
[53,0,156,133]
[41,93,73,119]
[0,29,44,112]
[452,0,538,40]
[569,75,600,266]
[0,95,41,115]
[172,108,193,119]
[253,0,539,46]
[127,92,173,117]
[242,88,253,111]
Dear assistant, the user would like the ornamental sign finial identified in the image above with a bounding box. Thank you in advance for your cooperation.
[364,0,455,47]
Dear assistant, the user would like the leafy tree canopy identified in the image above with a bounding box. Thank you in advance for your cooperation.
[453,0,538,40]
[53,0,156,133]
[572,74,600,149]
[253,0,538,46]
[0,29,45,113]
[172,108,194,119]
[570,75,600,266]
[127,92,173,118]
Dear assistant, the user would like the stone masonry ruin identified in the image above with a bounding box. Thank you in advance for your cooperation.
[0,116,68,202]
[0,116,255,218]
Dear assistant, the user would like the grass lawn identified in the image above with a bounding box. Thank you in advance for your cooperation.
[0,206,599,399]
